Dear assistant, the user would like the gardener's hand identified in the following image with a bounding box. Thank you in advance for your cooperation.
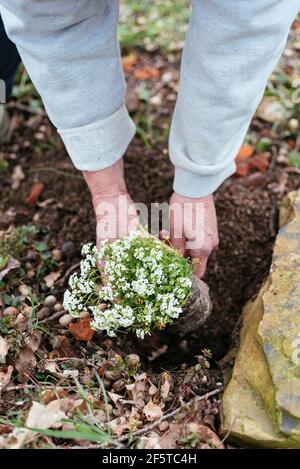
[83,159,140,249]
[169,192,219,278]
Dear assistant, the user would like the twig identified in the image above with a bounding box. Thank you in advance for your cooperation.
[5,383,78,392]
[8,102,47,116]
[57,262,80,286]
[116,387,223,443]
[286,166,300,175]
[39,309,66,324]
[29,167,83,180]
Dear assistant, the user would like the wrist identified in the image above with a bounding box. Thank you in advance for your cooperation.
[172,191,214,203]
[83,158,127,200]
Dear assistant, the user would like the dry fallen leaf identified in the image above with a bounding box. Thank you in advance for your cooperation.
[52,335,76,358]
[0,336,9,363]
[11,165,25,190]
[236,144,254,161]
[15,347,36,383]
[248,153,270,172]
[134,66,160,80]
[25,182,45,205]
[2,400,66,449]
[0,365,13,394]
[160,372,171,400]
[143,399,163,422]
[122,52,137,72]
[0,256,20,279]
[43,271,61,288]
[24,330,42,353]
[68,317,95,341]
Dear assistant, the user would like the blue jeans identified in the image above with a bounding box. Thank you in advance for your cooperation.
[0,1,299,196]
[0,15,20,99]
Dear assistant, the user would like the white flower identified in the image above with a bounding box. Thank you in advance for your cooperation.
[64,233,192,339]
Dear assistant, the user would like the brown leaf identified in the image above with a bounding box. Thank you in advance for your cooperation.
[68,317,95,341]
[0,256,20,280]
[248,153,270,172]
[11,165,25,190]
[134,66,160,80]
[25,182,45,205]
[158,422,182,449]
[122,52,137,72]
[52,335,76,358]
[24,330,42,353]
[235,161,251,177]
[236,144,254,161]
[0,365,13,394]
[15,347,36,383]
[143,399,163,422]
[0,336,9,362]
[43,271,61,288]
[2,400,66,448]
[160,372,171,400]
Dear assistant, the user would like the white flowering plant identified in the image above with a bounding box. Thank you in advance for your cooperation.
[63,233,193,339]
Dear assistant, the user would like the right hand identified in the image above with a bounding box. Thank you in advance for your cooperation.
[83,159,140,249]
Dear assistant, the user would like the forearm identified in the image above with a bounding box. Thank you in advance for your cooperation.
[170,0,300,198]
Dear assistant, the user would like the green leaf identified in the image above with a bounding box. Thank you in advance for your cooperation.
[25,426,111,444]
[288,151,300,169]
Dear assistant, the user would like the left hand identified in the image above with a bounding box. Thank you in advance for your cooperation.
[169,192,219,278]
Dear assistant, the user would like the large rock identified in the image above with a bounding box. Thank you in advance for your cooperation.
[221,190,300,448]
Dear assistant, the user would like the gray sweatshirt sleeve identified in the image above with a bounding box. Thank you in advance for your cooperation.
[170,0,300,197]
[0,0,299,197]
[0,0,136,171]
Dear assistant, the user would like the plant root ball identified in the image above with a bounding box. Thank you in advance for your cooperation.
[171,276,212,334]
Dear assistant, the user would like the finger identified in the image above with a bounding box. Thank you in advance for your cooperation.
[192,256,209,278]
[159,229,171,244]
[169,209,186,256]
[170,235,186,256]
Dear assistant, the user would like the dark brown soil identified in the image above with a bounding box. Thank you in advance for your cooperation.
[1,51,299,373]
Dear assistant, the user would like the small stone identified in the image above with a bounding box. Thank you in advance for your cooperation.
[126,354,140,366]
[104,369,122,381]
[161,71,173,82]
[18,284,31,297]
[53,303,64,312]
[22,305,33,316]
[37,307,51,320]
[25,262,33,271]
[14,313,26,324]
[3,306,19,317]
[112,379,125,392]
[52,249,62,262]
[43,295,57,307]
[289,118,299,132]
[158,421,169,432]
[79,311,90,319]
[98,303,108,311]
[61,241,75,255]
[59,314,73,327]
[27,270,35,279]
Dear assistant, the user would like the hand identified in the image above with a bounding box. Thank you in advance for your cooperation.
[169,192,219,278]
[83,159,139,249]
